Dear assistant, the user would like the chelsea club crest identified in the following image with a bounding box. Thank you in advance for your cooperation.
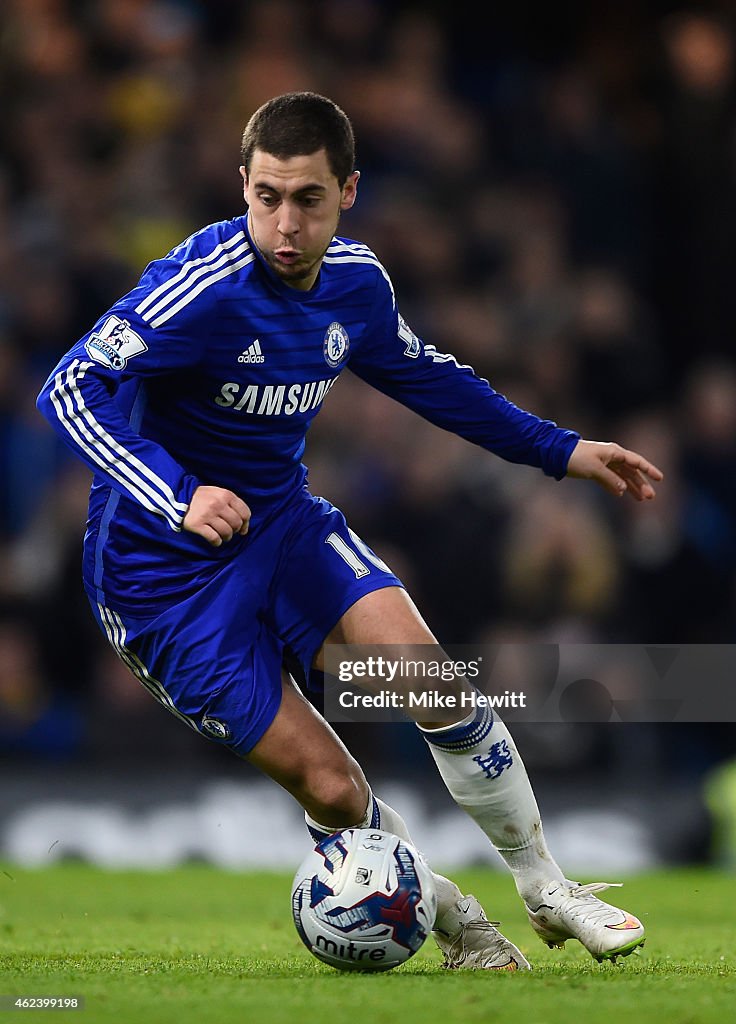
[323,321,350,367]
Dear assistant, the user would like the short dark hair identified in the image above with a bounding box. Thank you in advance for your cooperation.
[240,92,355,187]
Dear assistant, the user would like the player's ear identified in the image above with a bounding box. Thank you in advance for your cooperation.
[239,165,248,199]
[340,171,360,211]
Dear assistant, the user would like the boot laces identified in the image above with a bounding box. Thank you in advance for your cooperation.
[557,881,623,925]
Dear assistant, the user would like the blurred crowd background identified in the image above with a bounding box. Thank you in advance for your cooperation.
[1,0,736,867]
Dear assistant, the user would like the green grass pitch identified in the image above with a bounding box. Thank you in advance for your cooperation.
[0,863,734,1023]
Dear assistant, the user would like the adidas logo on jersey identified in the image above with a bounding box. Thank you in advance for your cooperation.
[238,340,265,364]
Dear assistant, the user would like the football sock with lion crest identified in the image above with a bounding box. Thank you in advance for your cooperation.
[420,705,565,901]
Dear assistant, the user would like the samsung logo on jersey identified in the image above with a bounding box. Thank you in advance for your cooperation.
[214,379,336,415]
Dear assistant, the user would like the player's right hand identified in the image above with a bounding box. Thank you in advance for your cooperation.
[182,485,251,546]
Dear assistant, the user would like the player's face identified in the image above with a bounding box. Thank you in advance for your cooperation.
[241,149,359,291]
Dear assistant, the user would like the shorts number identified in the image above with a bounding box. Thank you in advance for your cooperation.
[325,530,391,579]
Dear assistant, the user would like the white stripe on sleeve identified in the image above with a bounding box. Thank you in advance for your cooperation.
[135,229,248,317]
[141,237,252,324]
[148,252,255,328]
[49,360,186,530]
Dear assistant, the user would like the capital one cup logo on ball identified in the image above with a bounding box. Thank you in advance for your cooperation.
[291,828,437,971]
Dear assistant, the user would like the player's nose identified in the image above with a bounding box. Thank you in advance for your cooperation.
[277,202,300,238]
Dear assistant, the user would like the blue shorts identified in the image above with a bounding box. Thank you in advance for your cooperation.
[88,490,403,755]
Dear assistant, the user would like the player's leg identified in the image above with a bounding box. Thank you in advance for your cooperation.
[243,669,427,845]
[270,496,531,969]
[317,586,645,962]
[315,586,565,898]
[243,670,461,901]
[89,578,471,953]
[246,670,529,971]
[89,545,503,964]
[244,669,369,827]
[243,670,415,841]
[89,540,523,968]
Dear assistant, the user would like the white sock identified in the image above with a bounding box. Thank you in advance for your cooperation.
[420,702,565,901]
[304,792,462,921]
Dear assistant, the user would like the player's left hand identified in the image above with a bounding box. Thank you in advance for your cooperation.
[566,439,664,501]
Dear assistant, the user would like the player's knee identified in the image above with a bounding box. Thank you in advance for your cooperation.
[303,765,368,827]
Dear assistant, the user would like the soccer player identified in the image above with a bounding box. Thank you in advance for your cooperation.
[37,92,661,970]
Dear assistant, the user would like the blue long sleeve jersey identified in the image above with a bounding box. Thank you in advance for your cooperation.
[37,216,580,613]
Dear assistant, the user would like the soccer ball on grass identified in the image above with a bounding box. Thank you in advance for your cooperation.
[291,827,437,971]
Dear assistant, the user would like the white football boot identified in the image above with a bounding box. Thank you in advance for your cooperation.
[433,895,532,971]
[525,881,645,962]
